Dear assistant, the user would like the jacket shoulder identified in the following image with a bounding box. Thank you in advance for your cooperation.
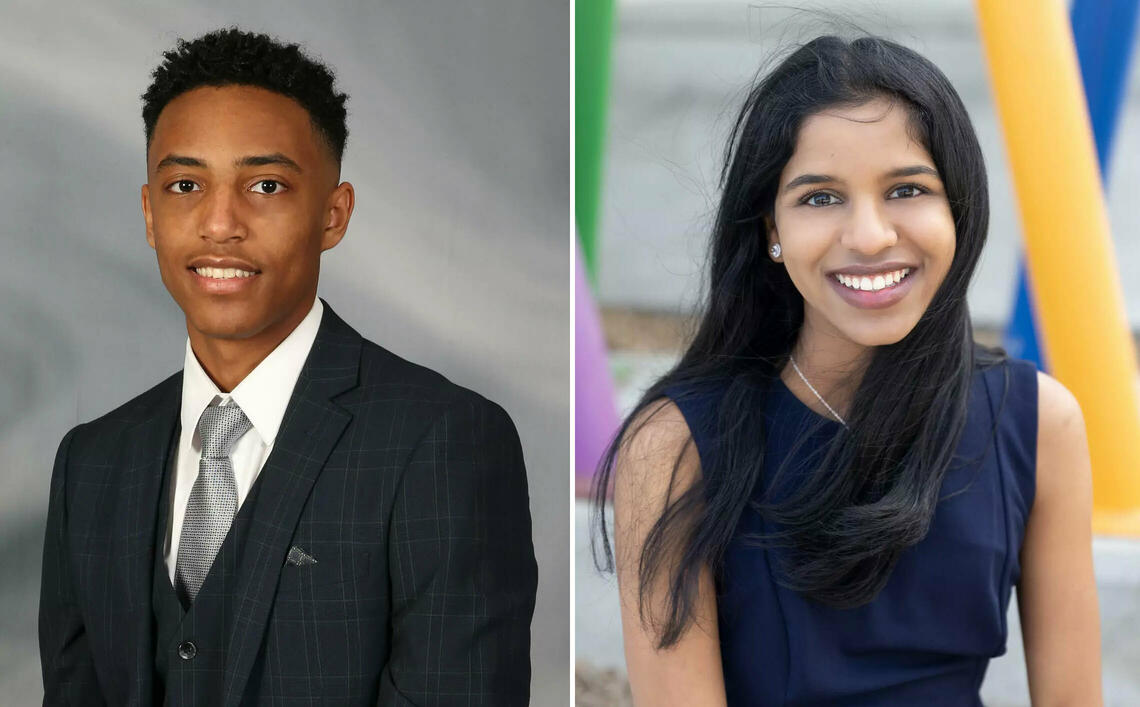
[64,371,181,457]
[352,338,513,424]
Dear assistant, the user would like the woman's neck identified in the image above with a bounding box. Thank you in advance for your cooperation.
[780,322,871,419]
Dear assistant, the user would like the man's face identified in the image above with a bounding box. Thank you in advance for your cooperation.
[142,85,352,345]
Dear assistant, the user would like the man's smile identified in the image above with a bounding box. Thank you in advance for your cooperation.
[186,255,262,289]
[187,259,262,294]
[193,266,257,279]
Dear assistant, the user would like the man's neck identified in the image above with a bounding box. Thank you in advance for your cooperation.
[186,304,312,393]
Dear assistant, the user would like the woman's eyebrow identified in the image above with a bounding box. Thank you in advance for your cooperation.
[885,165,940,179]
[784,173,838,190]
[784,165,939,191]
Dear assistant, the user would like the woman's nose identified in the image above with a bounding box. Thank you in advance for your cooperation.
[841,198,897,254]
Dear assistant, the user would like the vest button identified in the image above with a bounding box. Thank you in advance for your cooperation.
[177,641,197,660]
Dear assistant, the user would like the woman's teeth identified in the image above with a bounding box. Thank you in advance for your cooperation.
[194,267,256,279]
[834,268,911,292]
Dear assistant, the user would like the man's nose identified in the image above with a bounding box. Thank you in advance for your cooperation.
[199,187,247,242]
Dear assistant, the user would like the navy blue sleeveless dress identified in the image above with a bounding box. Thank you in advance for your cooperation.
[665,358,1037,706]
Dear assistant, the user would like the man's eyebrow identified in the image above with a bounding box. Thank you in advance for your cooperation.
[236,153,303,173]
[152,153,304,174]
[154,154,206,172]
[785,173,837,190]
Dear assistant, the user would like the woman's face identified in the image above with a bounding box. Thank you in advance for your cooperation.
[769,98,956,350]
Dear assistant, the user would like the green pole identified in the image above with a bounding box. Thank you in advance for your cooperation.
[575,0,615,284]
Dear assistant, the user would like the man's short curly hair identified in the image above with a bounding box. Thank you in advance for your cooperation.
[142,28,349,163]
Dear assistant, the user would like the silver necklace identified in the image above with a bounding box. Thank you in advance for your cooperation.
[789,355,848,428]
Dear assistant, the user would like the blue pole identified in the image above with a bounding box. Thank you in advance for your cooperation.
[1072,0,1140,175]
[1002,0,1139,368]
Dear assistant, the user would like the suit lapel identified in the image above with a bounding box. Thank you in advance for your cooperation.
[221,300,361,707]
[123,372,182,707]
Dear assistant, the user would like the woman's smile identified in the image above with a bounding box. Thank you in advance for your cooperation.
[828,265,917,309]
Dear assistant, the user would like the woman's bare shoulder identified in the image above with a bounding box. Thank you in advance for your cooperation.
[613,398,702,521]
[1033,371,1090,503]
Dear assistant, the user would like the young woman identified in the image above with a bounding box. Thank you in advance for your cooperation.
[593,36,1102,705]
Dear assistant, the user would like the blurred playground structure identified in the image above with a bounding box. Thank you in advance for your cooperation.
[576,0,1140,704]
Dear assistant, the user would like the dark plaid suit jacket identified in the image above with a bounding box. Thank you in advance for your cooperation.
[39,300,538,706]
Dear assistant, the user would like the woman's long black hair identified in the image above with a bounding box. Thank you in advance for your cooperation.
[591,35,1005,649]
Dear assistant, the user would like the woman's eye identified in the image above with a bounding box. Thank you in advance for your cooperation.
[168,179,200,194]
[250,180,285,194]
[805,192,840,207]
[888,184,925,199]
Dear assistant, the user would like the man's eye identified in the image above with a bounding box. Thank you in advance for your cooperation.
[168,179,200,194]
[250,180,285,194]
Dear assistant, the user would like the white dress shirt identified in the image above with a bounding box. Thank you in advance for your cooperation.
[163,297,324,586]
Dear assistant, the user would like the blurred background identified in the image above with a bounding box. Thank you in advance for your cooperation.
[0,2,569,705]
[575,1,1140,705]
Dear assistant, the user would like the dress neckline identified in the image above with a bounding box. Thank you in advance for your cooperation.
[771,374,843,428]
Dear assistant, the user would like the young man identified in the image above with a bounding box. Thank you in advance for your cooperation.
[39,28,537,706]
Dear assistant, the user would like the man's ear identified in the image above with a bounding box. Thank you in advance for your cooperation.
[320,181,355,252]
[141,184,156,249]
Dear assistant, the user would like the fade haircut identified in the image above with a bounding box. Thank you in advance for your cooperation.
[141,27,349,163]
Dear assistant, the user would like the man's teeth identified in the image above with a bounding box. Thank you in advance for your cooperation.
[834,268,911,292]
[194,266,256,279]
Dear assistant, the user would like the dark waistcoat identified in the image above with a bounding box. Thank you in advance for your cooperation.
[152,427,268,706]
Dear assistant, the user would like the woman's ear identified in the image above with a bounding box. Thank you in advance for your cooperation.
[764,214,782,261]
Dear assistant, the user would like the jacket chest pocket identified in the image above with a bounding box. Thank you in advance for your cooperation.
[276,545,371,591]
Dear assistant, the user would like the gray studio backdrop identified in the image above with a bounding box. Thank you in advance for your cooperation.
[0,2,569,705]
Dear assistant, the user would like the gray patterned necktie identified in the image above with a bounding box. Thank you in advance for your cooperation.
[174,402,252,605]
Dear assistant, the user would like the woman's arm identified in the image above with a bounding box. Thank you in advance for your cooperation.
[1018,372,1102,706]
[612,400,727,706]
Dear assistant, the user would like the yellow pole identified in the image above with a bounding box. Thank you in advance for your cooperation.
[976,0,1140,535]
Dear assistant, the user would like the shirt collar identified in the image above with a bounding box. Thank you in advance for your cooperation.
[180,297,324,447]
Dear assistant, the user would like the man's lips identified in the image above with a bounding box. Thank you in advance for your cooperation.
[187,256,260,272]
[186,259,262,291]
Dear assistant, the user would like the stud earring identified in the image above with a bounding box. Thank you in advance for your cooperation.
[770,243,782,259]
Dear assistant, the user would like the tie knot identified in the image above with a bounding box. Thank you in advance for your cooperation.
[197,403,252,459]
